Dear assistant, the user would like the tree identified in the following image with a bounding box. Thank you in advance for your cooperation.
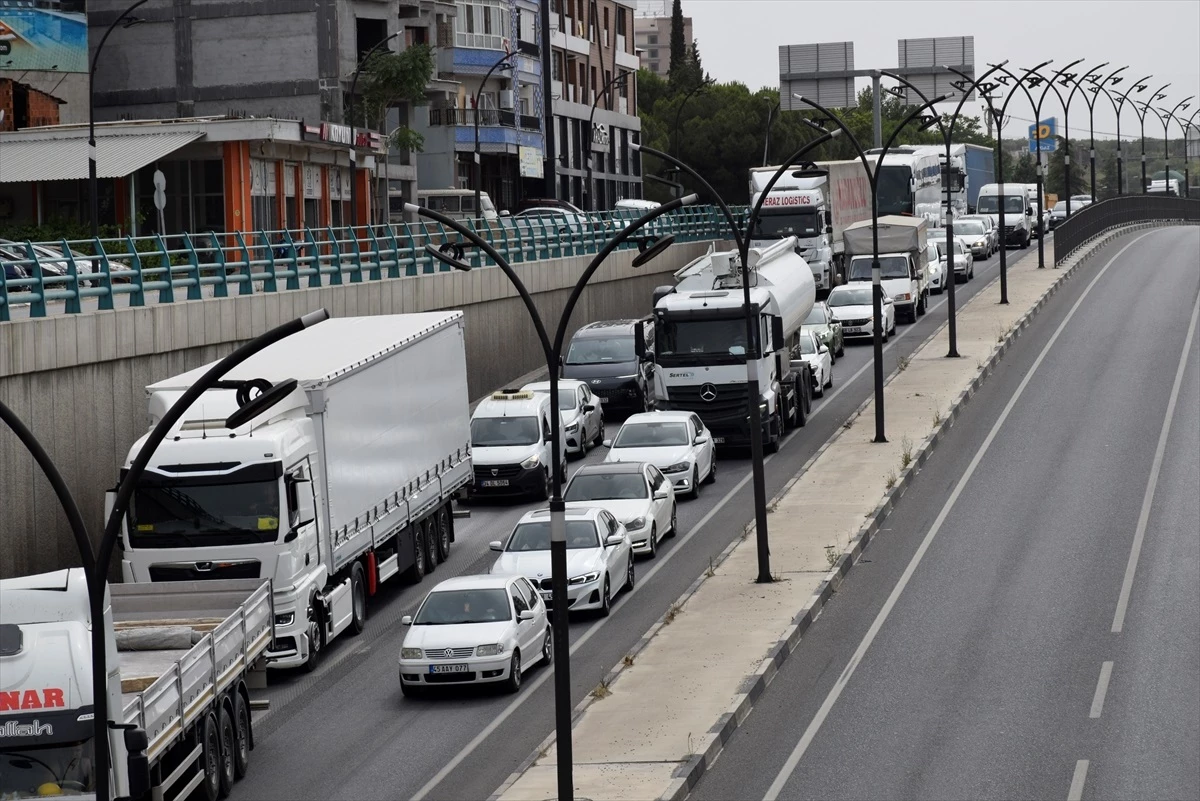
[668,0,687,83]
[349,44,435,152]
[1004,152,1037,183]
[1096,149,1120,199]
[1045,136,1087,199]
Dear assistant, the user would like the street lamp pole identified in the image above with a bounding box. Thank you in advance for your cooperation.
[1078,65,1126,200]
[412,198,695,801]
[1048,60,1092,217]
[89,0,149,238]
[472,51,516,219]
[1027,59,1084,269]
[1149,97,1193,196]
[347,32,401,228]
[1111,75,1153,194]
[762,98,780,167]
[586,71,629,211]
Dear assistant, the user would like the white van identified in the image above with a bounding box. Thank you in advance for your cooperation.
[975,183,1034,249]
[469,390,565,500]
[417,189,499,222]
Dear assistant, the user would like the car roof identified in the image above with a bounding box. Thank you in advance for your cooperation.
[428,573,515,592]
[573,319,641,336]
[570,461,647,476]
[516,207,573,216]
[522,379,587,394]
[473,392,550,418]
[621,411,693,424]
[519,506,603,522]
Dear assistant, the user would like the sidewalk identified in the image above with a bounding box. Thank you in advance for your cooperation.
[492,227,1163,801]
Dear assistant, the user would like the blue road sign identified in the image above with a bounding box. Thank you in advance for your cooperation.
[1028,118,1058,153]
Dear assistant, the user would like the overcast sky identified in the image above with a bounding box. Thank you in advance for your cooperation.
[675,0,1200,141]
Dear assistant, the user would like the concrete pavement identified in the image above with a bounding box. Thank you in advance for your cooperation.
[492,224,1186,801]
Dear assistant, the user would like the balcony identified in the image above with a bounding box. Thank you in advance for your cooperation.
[429,107,539,131]
[517,39,539,57]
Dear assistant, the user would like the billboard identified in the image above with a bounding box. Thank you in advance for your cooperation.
[779,41,856,111]
[897,36,975,103]
[0,1,88,73]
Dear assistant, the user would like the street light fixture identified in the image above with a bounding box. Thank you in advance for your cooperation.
[1137,83,1172,192]
[1026,58,1086,269]
[1098,74,1154,194]
[1145,96,1193,196]
[1056,61,1109,217]
[89,0,149,238]
[1159,103,1197,197]
[1074,65,1126,200]
[586,71,630,211]
[472,51,516,219]
[347,32,401,228]
[410,197,696,801]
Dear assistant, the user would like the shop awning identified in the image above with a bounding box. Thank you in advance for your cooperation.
[0,131,205,183]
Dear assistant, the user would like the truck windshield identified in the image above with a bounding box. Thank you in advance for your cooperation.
[0,738,95,798]
[471,416,541,446]
[657,318,750,365]
[129,477,281,548]
[876,166,913,215]
[565,337,633,364]
[751,208,821,239]
[976,195,1025,214]
[849,256,909,280]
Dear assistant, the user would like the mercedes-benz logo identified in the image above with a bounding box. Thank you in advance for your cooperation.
[699,383,718,402]
[491,468,499,476]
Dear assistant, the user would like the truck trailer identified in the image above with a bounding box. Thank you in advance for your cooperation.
[115,313,472,672]
[0,569,272,801]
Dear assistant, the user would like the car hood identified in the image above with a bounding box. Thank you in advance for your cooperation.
[492,549,603,579]
[562,361,639,380]
[403,621,512,651]
[606,444,692,468]
[473,444,540,466]
[798,353,823,369]
[829,303,874,320]
[564,499,650,524]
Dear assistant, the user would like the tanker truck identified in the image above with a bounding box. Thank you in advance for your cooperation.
[650,238,815,452]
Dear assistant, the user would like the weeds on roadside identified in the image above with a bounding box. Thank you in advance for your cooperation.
[622,654,635,668]
[932,407,944,426]
[900,435,914,469]
[885,470,898,490]
[824,545,839,569]
[590,679,612,700]
[664,602,684,625]
[898,355,910,372]
[705,557,716,578]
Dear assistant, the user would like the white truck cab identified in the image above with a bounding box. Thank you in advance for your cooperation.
[842,216,930,323]
[470,390,564,500]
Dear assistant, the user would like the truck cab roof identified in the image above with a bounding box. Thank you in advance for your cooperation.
[472,390,551,420]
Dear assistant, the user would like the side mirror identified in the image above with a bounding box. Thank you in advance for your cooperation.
[824,210,832,227]
[488,540,504,551]
[602,439,613,448]
[819,345,829,354]
[124,728,150,799]
[653,487,671,499]
[583,404,596,413]
[634,326,647,359]
[695,433,709,444]
[518,609,535,621]
[771,315,785,353]
[605,533,625,547]
[401,615,413,625]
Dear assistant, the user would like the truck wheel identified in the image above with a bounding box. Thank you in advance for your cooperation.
[200,712,221,801]
[435,506,452,563]
[404,527,426,584]
[217,703,236,798]
[796,383,809,429]
[765,412,782,453]
[423,521,438,574]
[302,600,324,673]
[233,691,251,779]
[536,468,551,502]
[349,562,367,636]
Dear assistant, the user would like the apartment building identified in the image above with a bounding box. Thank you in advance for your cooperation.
[632,11,690,79]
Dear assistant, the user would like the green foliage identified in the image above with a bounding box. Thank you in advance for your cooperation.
[350,44,435,152]
[1004,152,1038,183]
[1045,136,1088,199]
[668,0,686,79]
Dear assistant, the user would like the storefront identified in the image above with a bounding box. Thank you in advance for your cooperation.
[0,116,383,237]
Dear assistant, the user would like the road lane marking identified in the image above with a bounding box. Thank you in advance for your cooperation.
[1067,759,1090,801]
[1089,661,1114,718]
[1111,290,1200,633]
[760,230,1160,801]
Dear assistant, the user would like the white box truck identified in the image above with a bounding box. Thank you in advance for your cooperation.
[115,313,472,672]
[842,216,930,323]
[651,238,815,451]
[748,160,873,294]
[0,569,271,801]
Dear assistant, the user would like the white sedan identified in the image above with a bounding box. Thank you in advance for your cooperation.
[603,411,716,499]
[398,574,550,696]
[795,331,833,397]
[522,379,604,457]
[827,285,897,342]
[490,506,634,617]
[563,461,676,557]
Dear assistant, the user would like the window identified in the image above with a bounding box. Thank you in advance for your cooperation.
[510,586,529,614]
[250,158,279,232]
[648,49,658,60]
[302,164,322,227]
[616,8,626,36]
[647,34,657,45]
[455,0,509,49]
[519,578,540,608]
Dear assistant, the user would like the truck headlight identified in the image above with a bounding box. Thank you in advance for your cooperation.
[662,461,690,474]
[275,612,295,627]
[401,648,423,659]
[895,293,911,302]
[520,454,541,469]
[475,644,505,657]
[569,571,600,585]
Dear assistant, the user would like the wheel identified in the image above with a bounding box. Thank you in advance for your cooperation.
[541,628,553,667]
[666,504,678,538]
[404,526,427,583]
[690,465,702,499]
[199,712,221,801]
[917,292,926,316]
[706,457,717,484]
[599,578,612,617]
[647,524,658,558]
[302,601,324,673]
[625,554,635,591]
[217,703,236,798]
[836,340,845,358]
[503,649,523,693]
[349,562,367,636]
[423,521,438,574]
[825,364,834,389]
[814,373,825,398]
[535,468,551,501]
[796,383,809,429]
[232,692,251,780]
[435,506,452,563]
[882,325,890,343]
[593,417,605,447]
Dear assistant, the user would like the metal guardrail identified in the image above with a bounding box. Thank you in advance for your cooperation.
[0,206,747,321]
[1053,196,1200,266]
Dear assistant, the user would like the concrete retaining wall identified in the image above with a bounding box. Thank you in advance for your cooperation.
[0,241,722,577]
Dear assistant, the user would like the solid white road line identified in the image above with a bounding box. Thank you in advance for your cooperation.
[1067,759,1090,801]
[1110,290,1200,633]
[760,230,1161,801]
[1089,661,1114,719]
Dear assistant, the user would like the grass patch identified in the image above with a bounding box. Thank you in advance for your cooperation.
[900,435,914,469]
[885,470,898,491]
[622,654,635,668]
[590,679,613,700]
[897,355,911,372]
[664,602,684,625]
[932,407,944,426]
[824,544,840,569]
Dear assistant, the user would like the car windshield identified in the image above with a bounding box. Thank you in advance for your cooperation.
[413,588,512,624]
[129,476,280,547]
[564,472,648,501]
[506,520,600,550]
[829,287,873,307]
[802,307,827,326]
[613,421,690,447]
[471,416,541,446]
[977,195,1026,214]
[524,386,577,410]
[849,256,908,280]
[956,221,986,236]
[798,336,817,355]
[656,317,750,363]
[565,336,634,364]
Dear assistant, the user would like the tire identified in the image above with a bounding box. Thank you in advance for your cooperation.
[423,521,437,575]
[647,524,658,558]
[836,340,845,358]
[349,562,367,636]
[706,458,717,484]
[666,504,678,538]
[535,468,551,502]
[796,384,809,429]
[917,292,927,316]
[217,703,236,799]
[404,526,427,584]
[232,692,251,780]
[814,374,825,398]
[825,364,834,389]
[302,601,323,674]
[593,417,605,447]
[690,465,702,498]
[599,578,612,617]
[504,650,523,693]
[435,506,452,563]
[882,325,890,344]
[541,628,553,667]
[625,554,635,591]
[199,712,221,801]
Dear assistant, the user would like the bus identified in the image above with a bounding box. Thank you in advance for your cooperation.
[865,147,943,226]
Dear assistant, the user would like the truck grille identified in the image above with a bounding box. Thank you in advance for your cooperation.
[474,464,523,480]
[148,561,261,581]
[665,384,750,417]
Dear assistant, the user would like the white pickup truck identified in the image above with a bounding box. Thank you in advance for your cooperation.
[841,216,930,323]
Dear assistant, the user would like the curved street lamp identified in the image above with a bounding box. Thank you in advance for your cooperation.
[409,197,696,801]
[1046,59,1097,217]
[1135,83,1172,193]
[671,77,715,158]
[1094,74,1154,194]
[586,71,630,211]
[1025,58,1085,269]
[347,32,401,228]
[89,0,149,238]
[1144,96,1193,196]
[1162,106,1199,197]
[1075,65,1127,200]
[472,50,517,219]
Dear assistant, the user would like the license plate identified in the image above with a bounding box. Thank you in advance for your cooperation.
[539,590,553,601]
[713,437,725,444]
[429,663,469,674]
[844,327,861,334]
[480,479,509,487]
[597,396,607,404]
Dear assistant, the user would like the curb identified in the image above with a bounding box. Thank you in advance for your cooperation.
[488,222,1175,801]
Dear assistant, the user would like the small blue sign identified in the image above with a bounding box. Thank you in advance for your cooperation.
[1028,118,1058,153]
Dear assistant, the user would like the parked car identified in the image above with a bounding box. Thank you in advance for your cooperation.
[795,331,833,397]
[521,378,604,457]
[826,284,897,342]
[561,319,656,415]
[398,574,550,696]
[603,411,716,499]
[489,506,634,617]
[800,302,845,360]
[563,461,677,557]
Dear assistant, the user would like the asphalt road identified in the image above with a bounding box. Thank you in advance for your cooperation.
[228,237,1044,801]
[690,225,1200,801]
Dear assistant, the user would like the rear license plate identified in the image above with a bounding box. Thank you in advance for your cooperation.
[713,437,725,444]
[540,590,553,601]
[429,664,469,674]
[480,479,509,487]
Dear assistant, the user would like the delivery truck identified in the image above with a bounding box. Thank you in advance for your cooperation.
[843,216,930,323]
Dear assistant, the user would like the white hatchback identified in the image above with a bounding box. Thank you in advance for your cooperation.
[399,574,550,696]
[795,331,833,397]
[521,379,604,456]
[564,461,677,557]
[603,411,716,498]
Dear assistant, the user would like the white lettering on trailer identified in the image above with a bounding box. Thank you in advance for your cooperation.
[762,195,812,207]
[0,719,54,738]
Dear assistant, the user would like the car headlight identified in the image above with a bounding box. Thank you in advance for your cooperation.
[662,461,691,473]
[974,240,986,247]
[275,612,295,627]
[895,292,911,301]
[401,648,423,659]
[569,571,601,585]
[520,454,541,469]
[565,422,579,433]
[475,643,505,657]
[625,517,647,531]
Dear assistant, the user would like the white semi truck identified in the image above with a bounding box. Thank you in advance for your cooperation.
[651,238,816,451]
[115,313,472,672]
[843,216,930,323]
[0,569,272,801]
[748,160,873,294]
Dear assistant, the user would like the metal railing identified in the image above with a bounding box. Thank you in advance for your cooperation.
[1,205,745,321]
[1053,195,1200,266]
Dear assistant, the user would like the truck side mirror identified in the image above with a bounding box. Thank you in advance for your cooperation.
[124,727,151,799]
[634,326,647,360]
[824,210,832,227]
[771,316,786,353]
